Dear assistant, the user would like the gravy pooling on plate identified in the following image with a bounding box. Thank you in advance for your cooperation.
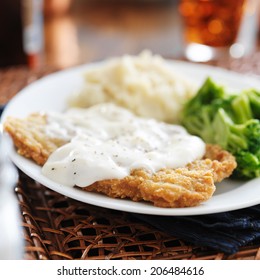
[42,103,206,187]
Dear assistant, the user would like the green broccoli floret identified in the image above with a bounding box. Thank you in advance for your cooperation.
[231,91,253,123]
[213,109,260,152]
[247,89,260,119]
[182,78,234,143]
[181,78,260,180]
[212,109,260,178]
[233,151,260,179]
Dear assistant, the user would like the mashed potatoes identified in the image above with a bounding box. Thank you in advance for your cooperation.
[68,51,196,123]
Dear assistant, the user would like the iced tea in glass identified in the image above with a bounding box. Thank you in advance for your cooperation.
[179,0,246,48]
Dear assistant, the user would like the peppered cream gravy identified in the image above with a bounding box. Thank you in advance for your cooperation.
[42,103,205,187]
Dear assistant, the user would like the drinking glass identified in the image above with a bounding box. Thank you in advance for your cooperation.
[179,0,259,61]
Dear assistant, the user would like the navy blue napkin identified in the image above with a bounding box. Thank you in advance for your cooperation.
[134,205,260,254]
[0,104,5,118]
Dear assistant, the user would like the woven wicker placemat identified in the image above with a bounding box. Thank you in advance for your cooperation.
[16,172,260,260]
[1,56,260,260]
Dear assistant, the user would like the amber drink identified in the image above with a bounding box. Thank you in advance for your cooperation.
[179,0,251,61]
[179,0,246,48]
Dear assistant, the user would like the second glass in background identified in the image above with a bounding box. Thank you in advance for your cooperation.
[179,0,259,62]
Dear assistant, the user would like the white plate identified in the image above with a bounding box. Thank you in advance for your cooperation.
[2,60,260,216]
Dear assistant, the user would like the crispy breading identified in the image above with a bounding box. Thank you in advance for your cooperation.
[4,114,66,165]
[84,168,215,208]
[3,113,237,208]
[84,145,236,207]
[188,144,237,183]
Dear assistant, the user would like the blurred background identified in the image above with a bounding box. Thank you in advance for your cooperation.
[0,0,260,69]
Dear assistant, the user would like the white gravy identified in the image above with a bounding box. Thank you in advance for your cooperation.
[42,103,206,187]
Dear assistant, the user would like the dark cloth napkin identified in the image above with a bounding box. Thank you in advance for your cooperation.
[0,104,5,118]
[134,205,260,254]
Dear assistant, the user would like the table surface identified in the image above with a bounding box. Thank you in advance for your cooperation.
[1,0,260,260]
[44,0,186,69]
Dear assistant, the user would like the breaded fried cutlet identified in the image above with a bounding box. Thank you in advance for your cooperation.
[4,113,237,208]
[4,113,66,166]
[84,145,236,207]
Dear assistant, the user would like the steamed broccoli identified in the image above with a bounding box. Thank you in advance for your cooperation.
[182,78,260,179]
